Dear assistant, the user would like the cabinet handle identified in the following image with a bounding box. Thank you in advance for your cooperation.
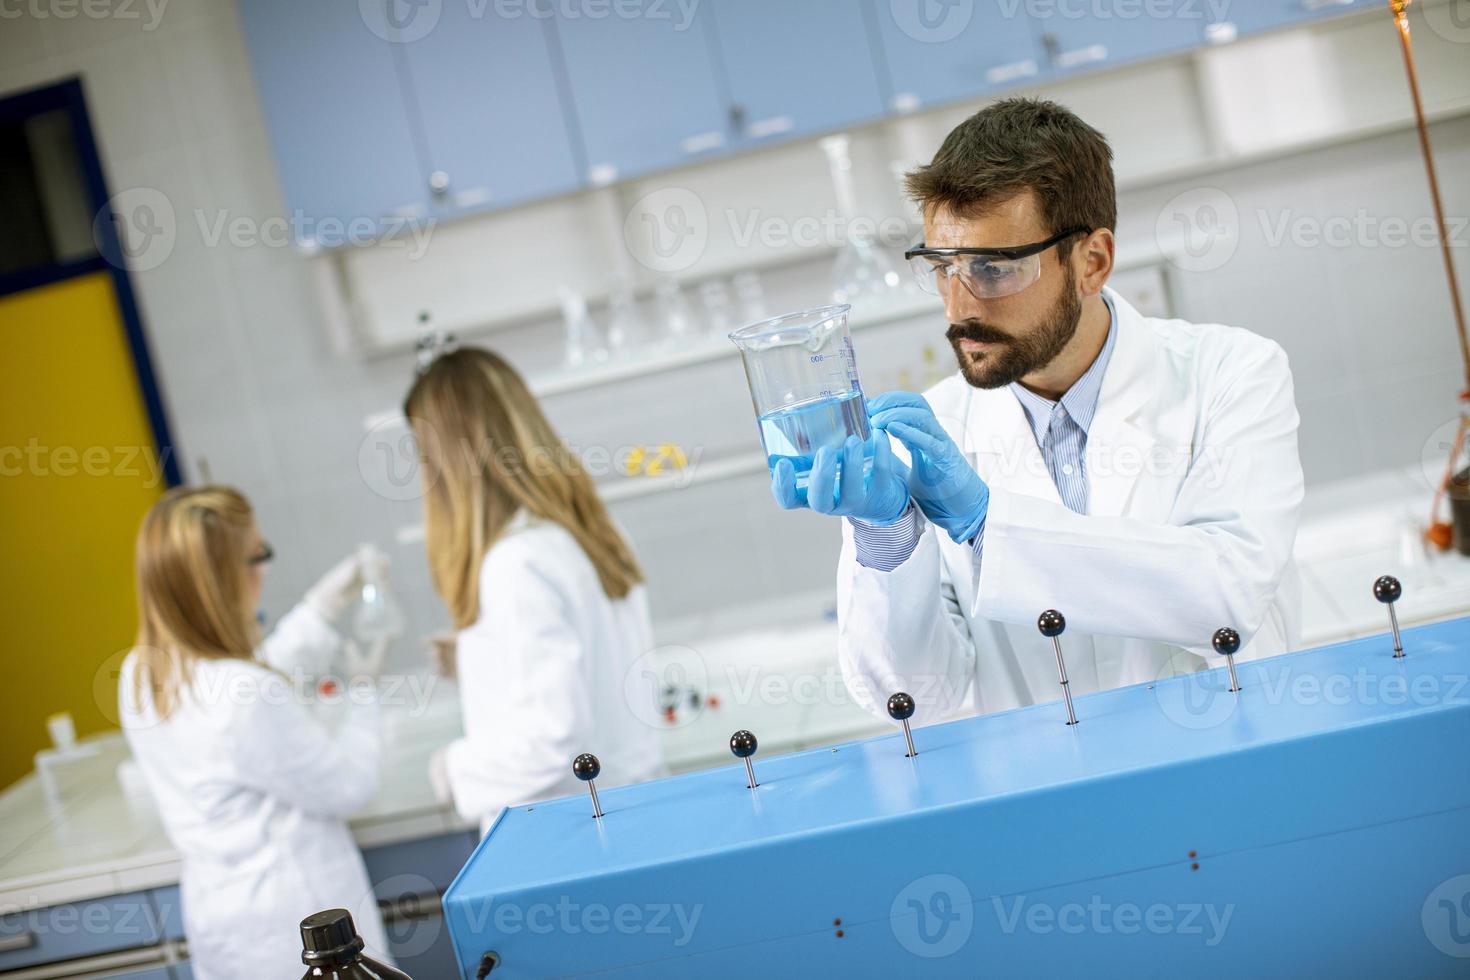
[1204,21,1238,44]
[1054,43,1108,69]
[985,59,1038,85]
[0,931,36,953]
[745,115,794,140]
[377,891,443,923]
[679,131,726,155]
[428,170,450,195]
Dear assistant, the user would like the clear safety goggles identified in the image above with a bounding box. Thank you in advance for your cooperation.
[905,227,1090,300]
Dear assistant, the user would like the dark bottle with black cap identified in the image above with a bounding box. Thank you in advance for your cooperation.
[299,909,412,979]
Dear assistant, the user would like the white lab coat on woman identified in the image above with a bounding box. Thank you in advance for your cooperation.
[120,604,390,980]
[443,515,667,834]
[837,288,1304,721]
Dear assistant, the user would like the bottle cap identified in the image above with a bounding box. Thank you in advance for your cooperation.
[300,909,365,966]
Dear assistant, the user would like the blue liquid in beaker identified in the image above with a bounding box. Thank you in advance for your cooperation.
[758,390,873,506]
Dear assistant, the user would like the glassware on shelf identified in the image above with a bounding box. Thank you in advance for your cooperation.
[732,270,768,325]
[699,278,736,336]
[604,280,645,359]
[654,277,697,347]
[820,134,903,311]
[559,287,608,369]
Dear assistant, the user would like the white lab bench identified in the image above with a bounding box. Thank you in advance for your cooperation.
[1,468,1466,977]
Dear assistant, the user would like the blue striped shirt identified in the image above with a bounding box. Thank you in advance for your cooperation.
[851,294,1117,570]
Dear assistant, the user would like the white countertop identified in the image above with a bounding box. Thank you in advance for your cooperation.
[2,467,1466,914]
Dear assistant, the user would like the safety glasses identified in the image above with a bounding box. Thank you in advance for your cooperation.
[905,227,1090,299]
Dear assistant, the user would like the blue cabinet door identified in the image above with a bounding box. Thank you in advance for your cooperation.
[1199,0,1368,43]
[706,0,886,147]
[867,0,1048,112]
[236,0,427,244]
[552,6,730,184]
[396,4,582,215]
[1026,6,1201,76]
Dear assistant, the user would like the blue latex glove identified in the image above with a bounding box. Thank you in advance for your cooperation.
[868,391,989,543]
[770,431,911,524]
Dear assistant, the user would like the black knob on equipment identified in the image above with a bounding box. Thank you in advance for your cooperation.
[887,692,915,721]
[1373,574,1405,657]
[572,753,603,817]
[730,730,759,788]
[1037,609,1066,637]
[1212,627,1241,656]
[1038,609,1077,724]
[1373,575,1402,604]
[729,730,758,759]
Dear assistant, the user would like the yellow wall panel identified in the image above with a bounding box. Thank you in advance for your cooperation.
[0,272,166,789]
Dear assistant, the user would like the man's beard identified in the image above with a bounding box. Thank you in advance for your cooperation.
[946,273,1082,389]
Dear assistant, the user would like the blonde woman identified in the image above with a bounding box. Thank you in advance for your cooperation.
[119,486,392,979]
[406,347,666,832]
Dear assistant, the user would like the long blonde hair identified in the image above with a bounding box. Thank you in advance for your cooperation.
[404,347,643,628]
[131,485,262,719]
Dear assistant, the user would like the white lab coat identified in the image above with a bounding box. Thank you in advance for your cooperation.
[837,288,1304,721]
[119,604,390,980]
[444,515,667,834]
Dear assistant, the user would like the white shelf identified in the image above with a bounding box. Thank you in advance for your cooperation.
[529,290,943,398]
[361,290,941,432]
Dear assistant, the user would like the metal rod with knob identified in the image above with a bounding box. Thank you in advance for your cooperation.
[730,730,759,789]
[1212,627,1242,693]
[1038,609,1077,726]
[572,753,603,818]
[887,692,918,758]
[1373,575,1405,658]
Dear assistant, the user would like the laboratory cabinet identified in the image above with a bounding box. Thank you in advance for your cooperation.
[865,0,1051,111]
[551,3,731,184]
[1026,6,1203,76]
[0,890,161,972]
[0,831,477,977]
[391,2,583,215]
[1201,0,1370,42]
[237,0,580,242]
[705,0,888,147]
[236,0,426,245]
[237,0,1373,243]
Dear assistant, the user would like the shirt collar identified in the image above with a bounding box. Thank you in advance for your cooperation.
[1008,291,1117,442]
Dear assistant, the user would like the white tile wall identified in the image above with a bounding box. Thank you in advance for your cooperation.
[3,2,1469,669]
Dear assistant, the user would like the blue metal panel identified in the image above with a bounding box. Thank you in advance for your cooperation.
[1027,6,1201,76]
[445,617,1470,977]
[866,0,1048,112]
[364,830,479,899]
[1200,0,1371,42]
[172,964,194,980]
[551,5,729,183]
[396,6,582,215]
[236,0,426,240]
[150,885,184,942]
[0,891,160,971]
[706,0,886,148]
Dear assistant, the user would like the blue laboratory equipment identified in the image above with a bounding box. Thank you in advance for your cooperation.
[443,593,1470,978]
[729,304,872,506]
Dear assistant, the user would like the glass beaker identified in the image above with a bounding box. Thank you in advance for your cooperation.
[729,304,872,506]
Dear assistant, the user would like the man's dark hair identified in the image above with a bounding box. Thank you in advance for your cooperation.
[905,98,1116,258]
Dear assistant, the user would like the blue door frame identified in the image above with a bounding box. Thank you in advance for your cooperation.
[0,76,181,488]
